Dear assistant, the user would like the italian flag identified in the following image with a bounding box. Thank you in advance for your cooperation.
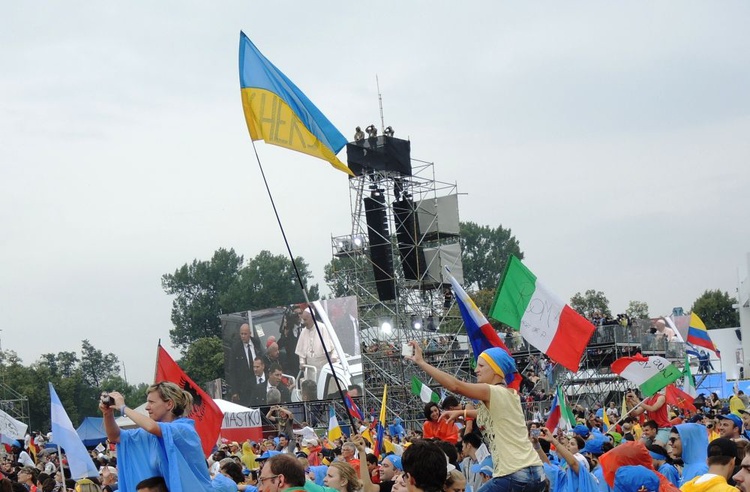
[411,376,440,404]
[611,354,682,397]
[683,354,697,397]
[489,256,596,371]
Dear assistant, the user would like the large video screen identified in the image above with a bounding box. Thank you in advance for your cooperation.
[221,296,362,407]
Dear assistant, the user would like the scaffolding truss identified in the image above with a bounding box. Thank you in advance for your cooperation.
[330,160,473,425]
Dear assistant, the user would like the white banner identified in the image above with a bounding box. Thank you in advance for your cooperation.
[222,409,262,429]
[0,407,28,439]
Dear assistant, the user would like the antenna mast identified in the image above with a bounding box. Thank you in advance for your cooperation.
[376,75,385,132]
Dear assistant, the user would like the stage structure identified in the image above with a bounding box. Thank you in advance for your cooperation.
[329,131,697,429]
[0,382,30,434]
[329,131,475,424]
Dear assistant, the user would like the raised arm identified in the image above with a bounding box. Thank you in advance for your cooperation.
[539,428,579,474]
[406,341,489,403]
[108,391,162,438]
[352,434,379,492]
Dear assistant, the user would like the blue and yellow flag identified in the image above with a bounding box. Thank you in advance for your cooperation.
[239,32,352,176]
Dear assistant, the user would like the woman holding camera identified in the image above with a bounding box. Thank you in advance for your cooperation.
[100,382,235,492]
[406,342,544,492]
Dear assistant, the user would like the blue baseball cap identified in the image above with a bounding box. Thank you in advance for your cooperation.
[470,456,493,474]
[257,450,281,461]
[382,454,403,471]
[718,414,743,429]
[573,424,591,439]
[581,436,606,456]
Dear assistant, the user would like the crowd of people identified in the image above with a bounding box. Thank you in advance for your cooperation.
[0,338,742,492]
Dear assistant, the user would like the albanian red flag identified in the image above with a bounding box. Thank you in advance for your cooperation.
[156,345,222,456]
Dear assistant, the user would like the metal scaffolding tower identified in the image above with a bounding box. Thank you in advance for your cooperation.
[330,153,471,426]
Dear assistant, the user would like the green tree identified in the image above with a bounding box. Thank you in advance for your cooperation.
[691,289,739,329]
[80,339,120,388]
[471,288,507,330]
[163,248,318,351]
[626,300,650,320]
[570,290,611,318]
[324,255,374,298]
[1,341,140,431]
[223,250,319,310]
[178,337,225,385]
[459,222,524,291]
[162,248,245,349]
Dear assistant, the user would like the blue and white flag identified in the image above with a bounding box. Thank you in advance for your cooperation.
[49,383,99,479]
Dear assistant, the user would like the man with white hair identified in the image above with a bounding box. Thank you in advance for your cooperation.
[341,442,360,471]
[101,466,118,492]
[654,319,677,342]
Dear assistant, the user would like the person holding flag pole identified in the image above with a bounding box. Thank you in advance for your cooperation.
[405,340,545,492]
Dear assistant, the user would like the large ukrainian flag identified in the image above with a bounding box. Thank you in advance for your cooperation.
[239,32,352,176]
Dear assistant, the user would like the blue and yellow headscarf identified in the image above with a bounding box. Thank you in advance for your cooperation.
[478,347,517,385]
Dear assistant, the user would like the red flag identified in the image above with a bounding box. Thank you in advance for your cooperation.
[155,345,222,456]
[665,384,697,413]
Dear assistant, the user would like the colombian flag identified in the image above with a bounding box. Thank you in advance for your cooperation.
[687,313,721,358]
[373,385,387,457]
[239,32,352,176]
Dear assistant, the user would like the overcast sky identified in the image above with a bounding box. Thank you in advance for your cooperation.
[2,2,749,386]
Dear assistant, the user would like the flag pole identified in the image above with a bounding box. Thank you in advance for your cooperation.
[154,339,161,383]
[612,399,646,428]
[249,139,357,432]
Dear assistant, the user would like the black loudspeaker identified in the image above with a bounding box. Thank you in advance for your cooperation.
[364,192,395,301]
[393,198,426,281]
[346,136,412,176]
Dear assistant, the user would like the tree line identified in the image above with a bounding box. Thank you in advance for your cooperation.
[4,223,739,430]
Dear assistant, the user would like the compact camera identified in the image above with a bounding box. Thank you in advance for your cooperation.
[100,392,115,407]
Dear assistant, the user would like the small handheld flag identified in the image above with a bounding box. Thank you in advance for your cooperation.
[611,354,682,397]
[411,376,440,404]
[328,406,343,442]
[49,383,99,479]
[545,385,575,431]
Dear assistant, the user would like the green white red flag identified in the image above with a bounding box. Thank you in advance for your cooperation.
[611,354,682,397]
[489,256,596,371]
[411,376,440,404]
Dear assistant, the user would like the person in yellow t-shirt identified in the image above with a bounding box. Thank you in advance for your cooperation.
[406,342,545,492]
